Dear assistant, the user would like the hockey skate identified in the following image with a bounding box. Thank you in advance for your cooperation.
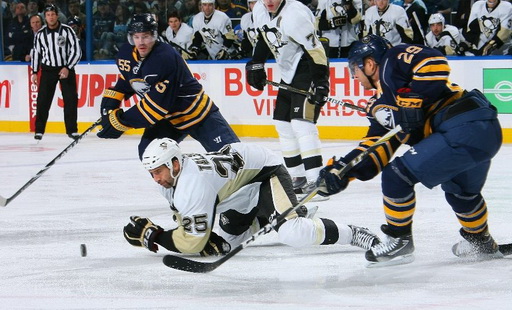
[293,177,329,202]
[452,228,504,259]
[349,225,381,250]
[296,205,319,219]
[365,224,415,268]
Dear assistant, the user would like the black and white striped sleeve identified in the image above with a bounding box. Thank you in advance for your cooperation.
[63,24,81,69]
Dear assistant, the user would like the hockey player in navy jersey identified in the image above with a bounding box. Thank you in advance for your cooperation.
[316,35,506,266]
[97,14,239,157]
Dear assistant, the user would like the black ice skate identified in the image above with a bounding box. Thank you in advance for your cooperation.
[365,224,415,267]
[349,225,381,250]
[452,228,504,259]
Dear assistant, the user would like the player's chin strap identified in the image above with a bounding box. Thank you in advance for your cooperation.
[0,118,102,207]
[162,125,404,273]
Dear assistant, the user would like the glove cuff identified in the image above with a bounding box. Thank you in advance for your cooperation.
[108,109,132,132]
[103,89,125,101]
[246,62,264,70]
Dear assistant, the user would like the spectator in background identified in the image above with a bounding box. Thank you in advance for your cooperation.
[45,0,68,23]
[92,0,115,59]
[67,0,86,30]
[315,0,363,58]
[459,0,512,56]
[453,0,477,30]
[363,0,413,46]
[133,2,150,14]
[113,5,131,50]
[27,0,42,18]
[425,12,460,55]
[25,14,45,62]
[216,0,248,27]
[403,0,428,44]
[165,11,194,54]
[180,0,200,26]
[153,0,179,33]
[6,1,32,61]
[68,16,86,60]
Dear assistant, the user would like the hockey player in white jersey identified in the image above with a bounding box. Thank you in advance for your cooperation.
[315,0,363,58]
[458,0,512,56]
[246,0,329,200]
[425,13,461,56]
[239,0,258,57]
[185,0,239,60]
[363,0,413,46]
[123,138,380,256]
[164,11,194,54]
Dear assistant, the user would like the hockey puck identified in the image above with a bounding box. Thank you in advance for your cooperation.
[80,244,87,257]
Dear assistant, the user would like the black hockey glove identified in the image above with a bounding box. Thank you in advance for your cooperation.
[123,216,164,253]
[455,41,474,56]
[246,61,266,91]
[316,157,350,197]
[311,82,329,106]
[200,231,231,257]
[183,46,199,60]
[97,108,132,139]
[215,46,230,60]
[329,15,347,28]
[480,40,497,56]
[396,90,424,133]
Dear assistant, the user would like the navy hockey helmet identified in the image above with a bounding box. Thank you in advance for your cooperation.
[127,13,158,44]
[347,35,391,76]
[44,4,59,14]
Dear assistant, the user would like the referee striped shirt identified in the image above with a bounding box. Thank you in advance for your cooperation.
[31,23,81,73]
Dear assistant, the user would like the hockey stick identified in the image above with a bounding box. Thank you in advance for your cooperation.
[0,119,101,207]
[265,80,367,113]
[162,125,403,273]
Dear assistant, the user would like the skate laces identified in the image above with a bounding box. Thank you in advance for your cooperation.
[350,226,378,250]
[371,236,401,256]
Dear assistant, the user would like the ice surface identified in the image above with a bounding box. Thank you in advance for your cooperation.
[0,132,511,309]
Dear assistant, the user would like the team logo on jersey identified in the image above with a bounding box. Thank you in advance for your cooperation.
[330,2,347,16]
[57,35,65,47]
[373,106,396,130]
[372,19,393,36]
[130,74,158,96]
[261,25,287,56]
[479,16,500,38]
[200,28,220,47]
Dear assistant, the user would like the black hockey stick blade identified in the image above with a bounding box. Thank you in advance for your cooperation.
[498,243,512,256]
[0,119,101,207]
[265,80,366,112]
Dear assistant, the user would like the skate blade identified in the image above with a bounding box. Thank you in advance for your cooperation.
[304,205,319,219]
[365,254,415,268]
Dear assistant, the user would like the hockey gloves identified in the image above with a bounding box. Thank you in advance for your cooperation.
[396,89,424,133]
[200,231,231,257]
[123,216,164,253]
[329,15,347,29]
[182,46,199,60]
[311,82,329,106]
[97,108,131,139]
[246,61,266,91]
[316,157,350,196]
[215,47,230,60]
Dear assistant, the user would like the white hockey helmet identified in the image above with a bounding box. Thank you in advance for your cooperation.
[142,138,183,171]
[201,0,215,3]
[428,13,445,26]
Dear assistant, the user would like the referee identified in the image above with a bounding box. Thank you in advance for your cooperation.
[30,4,81,140]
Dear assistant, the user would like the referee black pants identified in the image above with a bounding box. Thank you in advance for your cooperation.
[35,66,78,134]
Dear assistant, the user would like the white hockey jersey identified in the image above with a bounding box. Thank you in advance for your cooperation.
[363,3,413,46]
[165,22,194,51]
[315,0,363,48]
[159,143,282,253]
[192,10,234,59]
[252,0,327,83]
[240,11,258,48]
[425,24,461,55]
[466,0,512,50]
